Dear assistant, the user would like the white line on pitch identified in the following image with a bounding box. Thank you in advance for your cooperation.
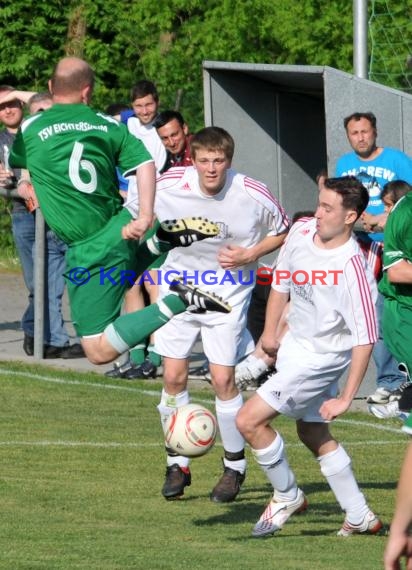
[0,367,405,434]
[0,440,406,449]
[0,367,215,404]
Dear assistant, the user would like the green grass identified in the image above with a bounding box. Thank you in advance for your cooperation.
[0,360,408,570]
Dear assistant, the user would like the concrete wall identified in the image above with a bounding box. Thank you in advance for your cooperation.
[203,61,412,397]
[203,61,412,221]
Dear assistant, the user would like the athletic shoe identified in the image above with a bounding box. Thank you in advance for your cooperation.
[389,381,412,402]
[169,278,231,314]
[157,217,219,248]
[337,509,383,537]
[399,362,411,381]
[188,361,211,382]
[105,359,133,379]
[253,366,276,389]
[124,358,158,380]
[252,489,308,537]
[366,387,392,404]
[235,354,273,391]
[210,466,245,503]
[368,400,410,422]
[162,464,191,500]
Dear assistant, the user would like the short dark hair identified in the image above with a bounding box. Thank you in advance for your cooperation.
[190,126,235,161]
[105,102,129,116]
[130,80,158,103]
[153,110,185,130]
[343,112,377,131]
[381,180,412,204]
[323,176,369,218]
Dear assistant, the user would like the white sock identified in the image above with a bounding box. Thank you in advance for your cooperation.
[252,433,297,501]
[215,394,246,473]
[157,389,190,469]
[318,444,368,524]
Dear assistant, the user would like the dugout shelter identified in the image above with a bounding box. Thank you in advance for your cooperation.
[203,61,412,217]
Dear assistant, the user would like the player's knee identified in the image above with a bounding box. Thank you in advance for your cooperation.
[236,406,256,439]
[85,349,107,365]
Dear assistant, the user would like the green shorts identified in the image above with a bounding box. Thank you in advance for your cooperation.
[65,209,142,337]
[382,298,412,373]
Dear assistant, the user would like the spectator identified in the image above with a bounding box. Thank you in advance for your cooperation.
[121,80,166,173]
[0,87,83,358]
[153,110,193,172]
[111,82,167,378]
[108,108,195,380]
[335,111,412,405]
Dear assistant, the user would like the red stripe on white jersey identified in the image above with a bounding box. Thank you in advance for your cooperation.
[350,255,377,343]
[244,176,289,228]
[156,167,186,184]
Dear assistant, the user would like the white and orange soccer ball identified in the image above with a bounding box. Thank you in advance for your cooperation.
[164,403,217,458]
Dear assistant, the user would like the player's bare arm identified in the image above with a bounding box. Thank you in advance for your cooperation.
[319,343,374,420]
[361,211,387,232]
[0,89,36,105]
[260,289,289,358]
[218,233,287,269]
[122,161,156,239]
[387,259,412,284]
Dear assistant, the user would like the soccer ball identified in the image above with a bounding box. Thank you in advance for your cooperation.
[164,403,217,458]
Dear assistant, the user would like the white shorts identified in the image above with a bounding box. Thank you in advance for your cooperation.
[155,303,254,366]
[257,331,351,422]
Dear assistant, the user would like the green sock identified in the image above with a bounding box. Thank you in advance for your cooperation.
[130,343,146,366]
[134,221,172,276]
[111,294,186,349]
[147,344,162,367]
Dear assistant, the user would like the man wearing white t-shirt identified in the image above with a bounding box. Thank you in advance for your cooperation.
[237,176,383,537]
[149,126,289,502]
[108,80,167,379]
[122,80,166,173]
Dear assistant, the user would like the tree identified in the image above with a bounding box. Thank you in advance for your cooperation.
[0,0,409,127]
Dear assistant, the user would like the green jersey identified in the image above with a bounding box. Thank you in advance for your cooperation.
[10,103,153,244]
[379,192,412,307]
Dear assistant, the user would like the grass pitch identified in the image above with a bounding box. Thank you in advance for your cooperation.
[0,360,408,569]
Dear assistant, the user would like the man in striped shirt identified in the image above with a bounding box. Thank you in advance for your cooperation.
[237,176,383,538]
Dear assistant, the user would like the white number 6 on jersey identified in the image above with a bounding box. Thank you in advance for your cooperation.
[69,141,97,193]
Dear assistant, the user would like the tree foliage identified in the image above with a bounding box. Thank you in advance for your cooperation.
[0,0,409,129]
[1,0,410,253]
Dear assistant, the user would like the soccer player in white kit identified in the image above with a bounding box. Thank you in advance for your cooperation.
[237,176,384,537]
[152,126,289,502]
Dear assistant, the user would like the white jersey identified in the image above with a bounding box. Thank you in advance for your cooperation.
[273,218,378,352]
[126,117,166,173]
[124,117,166,212]
[154,166,289,308]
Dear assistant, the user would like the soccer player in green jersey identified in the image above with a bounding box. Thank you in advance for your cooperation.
[379,190,412,378]
[10,57,229,365]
